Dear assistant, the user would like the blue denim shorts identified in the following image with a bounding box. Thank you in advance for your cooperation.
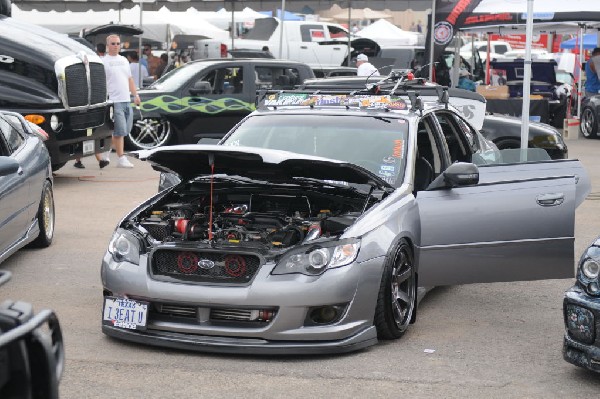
[113,102,133,137]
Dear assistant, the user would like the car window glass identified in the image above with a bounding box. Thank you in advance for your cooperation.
[434,112,471,163]
[417,118,444,175]
[327,25,347,39]
[256,67,301,89]
[452,114,478,152]
[0,117,11,156]
[496,45,509,54]
[199,66,243,95]
[0,116,24,154]
[300,25,326,42]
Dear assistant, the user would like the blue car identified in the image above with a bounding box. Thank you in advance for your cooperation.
[0,110,55,262]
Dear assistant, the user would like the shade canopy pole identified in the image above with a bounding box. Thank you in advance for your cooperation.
[519,0,534,161]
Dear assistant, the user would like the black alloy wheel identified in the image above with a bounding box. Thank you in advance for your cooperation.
[127,118,172,150]
[580,106,599,139]
[374,239,416,339]
[30,181,55,248]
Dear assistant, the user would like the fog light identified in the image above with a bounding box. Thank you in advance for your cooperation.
[307,305,345,325]
[50,114,62,132]
[566,304,595,344]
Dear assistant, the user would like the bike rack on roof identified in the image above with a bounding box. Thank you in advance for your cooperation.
[256,70,450,113]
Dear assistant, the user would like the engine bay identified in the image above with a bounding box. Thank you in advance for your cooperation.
[134,183,375,249]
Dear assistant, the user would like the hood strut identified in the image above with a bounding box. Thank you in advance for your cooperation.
[208,154,215,243]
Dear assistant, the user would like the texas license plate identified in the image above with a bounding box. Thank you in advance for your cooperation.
[82,140,94,155]
[102,297,148,330]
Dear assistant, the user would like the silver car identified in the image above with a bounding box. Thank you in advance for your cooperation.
[101,88,590,354]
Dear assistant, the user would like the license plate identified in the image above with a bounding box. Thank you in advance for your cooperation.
[103,297,148,330]
[82,140,94,155]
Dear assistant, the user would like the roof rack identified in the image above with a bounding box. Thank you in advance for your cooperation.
[256,70,450,113]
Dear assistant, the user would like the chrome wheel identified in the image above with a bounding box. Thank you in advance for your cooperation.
[128,118,172,150]
[374,240,416,339]
[30,181,54,248]
[580,107,598,139]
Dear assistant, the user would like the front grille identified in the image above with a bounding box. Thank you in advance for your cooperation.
[65,64,88,107]
[155,303,197,319]
[69,107,105,130]
[89,63,107,105]
[151,249,261,284]
[64,61,107,108]
[149,302,276,325]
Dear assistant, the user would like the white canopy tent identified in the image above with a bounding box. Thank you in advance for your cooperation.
[355,19,419,46]
[11,5,229,43]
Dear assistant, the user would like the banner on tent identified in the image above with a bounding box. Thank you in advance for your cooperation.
[425,0,484,80]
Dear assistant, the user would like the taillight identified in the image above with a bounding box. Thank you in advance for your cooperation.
[220,43,228,58]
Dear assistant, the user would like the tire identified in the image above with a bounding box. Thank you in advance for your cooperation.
[51,162,67,172]
[126,118,172,150]
[580,106,599,139]
[374,239,416,340]
[494,138,523,150]
[29,181,55,248]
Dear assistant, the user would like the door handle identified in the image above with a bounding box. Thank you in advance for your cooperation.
[300,46,308,49]
[536,193,564,207]
[333,48,341,50]
[17,167,24,176]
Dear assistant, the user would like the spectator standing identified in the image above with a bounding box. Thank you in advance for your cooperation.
[103,34,141,168]
[154,53,168,78]
[143,45,160,77]
[457,68,477,92]
[416,20,423,33]
[127,51,149,89]
[356,54,380,77]
[585,47,600,97]
[73,42,110,169]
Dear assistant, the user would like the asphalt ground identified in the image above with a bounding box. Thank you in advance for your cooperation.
[2,135,600,398]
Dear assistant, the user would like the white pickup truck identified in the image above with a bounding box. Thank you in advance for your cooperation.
[233,18,350,67]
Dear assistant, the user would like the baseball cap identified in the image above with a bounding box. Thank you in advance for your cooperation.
[357,54,368,62]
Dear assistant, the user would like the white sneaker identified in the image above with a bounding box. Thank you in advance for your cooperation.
[102,151,111,162]
[117,156,134,168]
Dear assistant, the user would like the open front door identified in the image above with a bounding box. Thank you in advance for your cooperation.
[416,165,580,286]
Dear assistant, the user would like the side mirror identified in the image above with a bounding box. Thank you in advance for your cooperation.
[189,81,212,96]
[429,162,479,190]
[0,157,20,177]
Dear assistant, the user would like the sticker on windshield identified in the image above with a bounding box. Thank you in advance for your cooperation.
[392,139,404,158]
[382,156,396,164]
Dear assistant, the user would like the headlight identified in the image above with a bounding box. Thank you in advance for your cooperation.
[582,259,600,279]
[108,229,141,265]
[273,239,360,276]
[50,114,62,132]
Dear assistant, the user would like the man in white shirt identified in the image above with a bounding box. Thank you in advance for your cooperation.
[356,54,380,77]
[127,51,149,89]
[103,34,141,168]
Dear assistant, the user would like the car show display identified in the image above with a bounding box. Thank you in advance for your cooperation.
[101,73,590,354]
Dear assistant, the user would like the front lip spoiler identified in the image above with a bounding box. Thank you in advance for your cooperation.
[102,325,378,355]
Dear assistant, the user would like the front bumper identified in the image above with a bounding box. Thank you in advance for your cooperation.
[563,285,600,372]
[101,252,386,354]
[102,324,377,355]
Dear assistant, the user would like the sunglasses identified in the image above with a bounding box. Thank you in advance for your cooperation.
[110,42,121,45]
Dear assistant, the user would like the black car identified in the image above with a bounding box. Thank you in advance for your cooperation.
[563,236,600,373]
[481,114,568,159]
[0,270,64,398]
[130,58,315,150]
[580,95,600,139]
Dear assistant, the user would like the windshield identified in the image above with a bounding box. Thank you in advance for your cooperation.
[148,62,204,91]
[222,114,409,186]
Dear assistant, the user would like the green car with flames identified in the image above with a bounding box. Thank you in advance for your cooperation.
[130,59,315,150]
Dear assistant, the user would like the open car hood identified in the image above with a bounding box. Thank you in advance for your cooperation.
[490,59,557,85]
[135,145,393,190]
